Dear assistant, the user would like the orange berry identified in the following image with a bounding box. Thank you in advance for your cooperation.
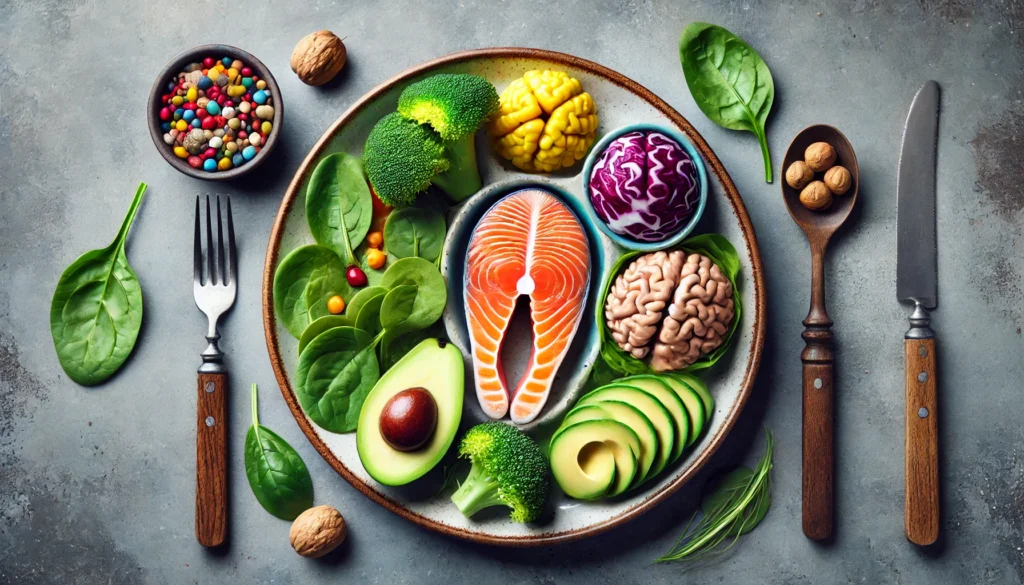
[327,295,345,314]
[367,231,384,249]
[365,248,386,270]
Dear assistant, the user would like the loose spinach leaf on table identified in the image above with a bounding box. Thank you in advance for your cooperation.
[306,152,373,266]
[679,22,775,183]
[245,383,314,520]
[297,314,354,355]
[50,182,148,386]
[273,244,350,338]
[296,326,379,433]
[379,257,447,331]
[384,207,446,263]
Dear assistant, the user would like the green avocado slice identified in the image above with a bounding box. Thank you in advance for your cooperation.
[618,375,692,461]
[578,383,675,481]
[550,418,639,499]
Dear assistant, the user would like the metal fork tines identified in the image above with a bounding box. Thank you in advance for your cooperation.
[193,195,237,373]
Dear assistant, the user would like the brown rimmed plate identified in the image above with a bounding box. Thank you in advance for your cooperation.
[262,48,765,546]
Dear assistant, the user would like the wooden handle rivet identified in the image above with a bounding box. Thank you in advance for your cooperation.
[205,416,215,427]
[813,377,823,389]
[205,382,215,393]
[918,371,928,382]
[918,407,929,418]
[918,345,928,357]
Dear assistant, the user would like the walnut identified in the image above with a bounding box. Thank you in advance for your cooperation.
[650,254,735,372]
[799,180,833,210]
[605,250,686,359]
[824,165,852,195]
[804,142,837,172]
[785,160,815,190]
[290,31,347,86]
[289,505,346,558]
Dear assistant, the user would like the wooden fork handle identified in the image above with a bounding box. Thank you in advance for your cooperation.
[905,337,939,545]
[196,372,228,547]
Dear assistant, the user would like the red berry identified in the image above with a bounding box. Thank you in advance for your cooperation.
[238,113,248,122]
[346,266,368,287]
[187,155,202,168]
[224,100,234,108]
[201,116,216,130]
[207,87,220,98]
[216,95,226,106]
[159,107,170,121]
[214,115,226,127]
[203,57,214,68]
[183,102,196,111]
[196,109,209,120]
[202,147,217,159]
[238,130,247,139]
[240,67,252,76]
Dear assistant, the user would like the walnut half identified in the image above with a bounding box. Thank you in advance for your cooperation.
[290,31,347,86]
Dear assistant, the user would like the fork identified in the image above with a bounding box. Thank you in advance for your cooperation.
[193,195,237,547]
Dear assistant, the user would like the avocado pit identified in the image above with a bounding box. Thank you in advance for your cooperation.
[379,387,438,452]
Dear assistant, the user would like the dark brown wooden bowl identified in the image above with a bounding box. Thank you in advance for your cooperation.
[146,44,283,181]
[781,125,859,236]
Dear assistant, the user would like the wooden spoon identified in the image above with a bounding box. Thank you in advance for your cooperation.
[781,125,859,541]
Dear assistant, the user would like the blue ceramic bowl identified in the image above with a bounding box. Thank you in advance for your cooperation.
[581,123,708,252]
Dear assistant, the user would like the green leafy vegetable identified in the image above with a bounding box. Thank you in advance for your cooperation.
[245,383,314,520]
[50,182,148,386]
[379,257,447,329]
[658,428,773,562]
[679,23,775,183]
[595,233,742,378]
[381,321,447,371]
[306,153,373,266]
[344,286,387,319]
[274,244,350,338]
[298,315,353,355]
[354,292,386,339]
[379,284,418,333]
[296,326,379,433]
[384,207,446,262]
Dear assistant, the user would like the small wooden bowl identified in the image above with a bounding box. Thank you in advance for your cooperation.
[781,125,859,234]
[147,44,284,181]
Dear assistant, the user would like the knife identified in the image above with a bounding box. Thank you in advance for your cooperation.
[896,80,940,546]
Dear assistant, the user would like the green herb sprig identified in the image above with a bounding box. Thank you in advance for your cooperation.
[657,428,773,563]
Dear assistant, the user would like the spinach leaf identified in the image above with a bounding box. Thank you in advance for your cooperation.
[306,153,373,266]
[379,257,447,330]
[345,286,388,319]
[380,321,447,371]
[296,326,379,433]
[679,23,775,183]
[384,207,446,263]
[355,292,386,339]
[379,284,418,333]
[298,315,354,355]
[273,244,349,339]
[596,233,742,376]
[50,182,148,386]
[245,383,314,520]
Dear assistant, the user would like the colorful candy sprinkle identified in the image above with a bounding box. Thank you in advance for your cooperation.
[158,54,275,173]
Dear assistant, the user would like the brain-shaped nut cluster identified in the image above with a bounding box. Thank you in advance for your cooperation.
[605,251,734,371]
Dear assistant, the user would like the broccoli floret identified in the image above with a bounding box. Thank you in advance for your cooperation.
[450,422,550,523]
[363,112,449,207]
[397,74,500,202]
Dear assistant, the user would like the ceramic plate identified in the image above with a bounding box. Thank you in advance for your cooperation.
[263,48,765,546]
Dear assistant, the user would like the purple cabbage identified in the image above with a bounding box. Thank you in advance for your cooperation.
[588,131,700,242]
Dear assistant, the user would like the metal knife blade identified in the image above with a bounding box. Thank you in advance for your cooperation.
[896,81,940,309]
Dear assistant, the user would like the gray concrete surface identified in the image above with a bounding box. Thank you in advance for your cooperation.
[2,0,1023,583]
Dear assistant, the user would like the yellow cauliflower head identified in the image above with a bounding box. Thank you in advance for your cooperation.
[488,71,599,173]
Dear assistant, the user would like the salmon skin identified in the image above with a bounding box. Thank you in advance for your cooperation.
[464,188,591,424]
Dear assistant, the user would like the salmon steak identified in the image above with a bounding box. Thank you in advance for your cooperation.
[464,188,591,424]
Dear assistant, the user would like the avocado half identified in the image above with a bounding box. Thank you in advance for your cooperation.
[356,338,464,486]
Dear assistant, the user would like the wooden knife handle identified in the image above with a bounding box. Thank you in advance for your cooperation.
[196,372,228,547]
[905,337,939,545]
